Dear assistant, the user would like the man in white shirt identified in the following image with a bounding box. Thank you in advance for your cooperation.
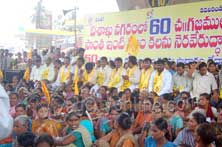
[72,57,85,84]
[139,58,153,90]
[41,57,55,82]
[53,57,72,88]
[191,62,218,99]
[172,62,192,93]
[0,84,13,139]
[121,56,141,91]
[91,57,112,94]
[83,62,97,87]
[108,57,126,91]
[72,47,88,64]
[97,57,112,86]
[30,57,42,82]
[149,59,172,96]
[70,48,78,65]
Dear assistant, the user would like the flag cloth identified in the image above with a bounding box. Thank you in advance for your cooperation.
[74,80,79,95]
[220,88,222,99]
[0,70,3,81]
[28,49,32,59]
[73,66,79,95]
[41,81,51,104]
[23,67,30,82]
[125,35,140,56]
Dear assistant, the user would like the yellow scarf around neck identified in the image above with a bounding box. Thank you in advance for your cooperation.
[41,81,51,104]
[97,68,105,86]
[73,66,80,95]
[42,66,50,80]
[83,69,95,84]
[139,67,153,90]
[153,71,163,94]
[60,65,71,83]
[120,66,137,91]
[108,67,123,88]
[23,67,30,82]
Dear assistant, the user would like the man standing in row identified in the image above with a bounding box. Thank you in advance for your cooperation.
[139,58,153,91]
[149,59,172,96]
[191,62,218,100]
[108,57,126,91]
[172,62,192,96]
[121,56,141,91]
[41,57,55,82]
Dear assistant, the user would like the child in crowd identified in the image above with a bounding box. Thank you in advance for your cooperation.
[34,134,55,147]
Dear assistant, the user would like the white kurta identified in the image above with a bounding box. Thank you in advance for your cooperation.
[30,65,43,81]
[41,64,55,82]
[108,67,127,91]
[97,65,112,86]
[128,66,141,91]
[191,71,217,99]
[0,84,13,140]
[148,69,173,96]
[55,65,72,84]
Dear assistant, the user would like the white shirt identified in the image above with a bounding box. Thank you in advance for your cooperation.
[148,69,173,96]
[56,65,72,84]
[219,70,222,90]
[41,63,55,82]
[191,71,217,98]
[97,65,112,86]
[116,68,127,89]
[71,56,79,65]
[172,71,192,92]
[87,69,98,85]
[0,84,13,140]
[108,67,127,90]
[30,65,43,81]
[128,66,141,91]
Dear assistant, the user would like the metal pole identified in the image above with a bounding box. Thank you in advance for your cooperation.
[74,7,77,47]
[74,0,78,47]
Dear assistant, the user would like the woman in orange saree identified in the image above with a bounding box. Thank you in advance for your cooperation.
[32,104,61,137]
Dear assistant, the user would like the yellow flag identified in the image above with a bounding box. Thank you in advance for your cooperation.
[28,49,32,59]
[23,67,30,82]
[125,35,140,56]
[73,66,79,95]
[220,88,222,99]
[0,70,3,81]
[74,80,79,95]
[41,81,51,104]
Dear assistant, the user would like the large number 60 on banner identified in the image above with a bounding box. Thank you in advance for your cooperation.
[80,0,222,63]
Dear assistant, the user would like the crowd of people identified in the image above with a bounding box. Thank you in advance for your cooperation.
[0,47,222,147]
